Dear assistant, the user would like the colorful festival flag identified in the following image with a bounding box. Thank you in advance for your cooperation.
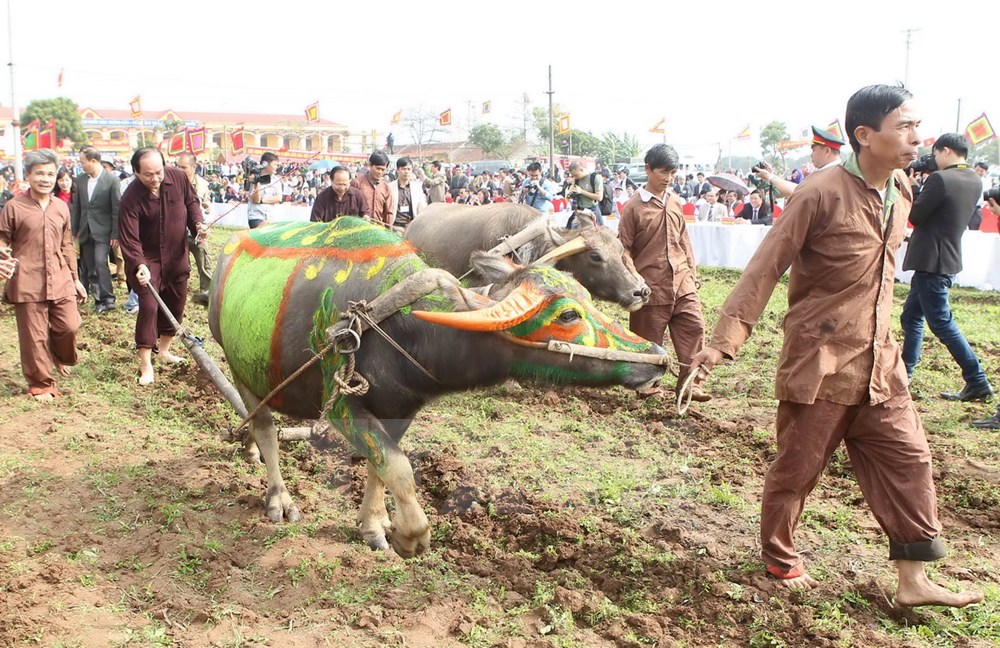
[826,119,844,143]
[305,102,319,123]
[649,117,665,134]
[557,113,571,135]
[736,125,751,140]
[37,119,57,149]
[57,68,64,87]
[482,100,491,115]
[439,109,452,127]
[966,113,996,145]
[22,130,37,151]
[129,96,142,118]
[187,127,206,155]
[391,110,402,125]
[168,130,188,156]
[922,137,936,147]
[230,125,245,154]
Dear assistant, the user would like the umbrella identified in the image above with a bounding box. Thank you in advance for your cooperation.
[308,159,336,171]
[707,173,750,195]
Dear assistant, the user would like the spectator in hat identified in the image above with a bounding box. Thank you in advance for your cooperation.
[756,126,845,198]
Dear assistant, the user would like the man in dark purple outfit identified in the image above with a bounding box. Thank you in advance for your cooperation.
[118,147,205,385]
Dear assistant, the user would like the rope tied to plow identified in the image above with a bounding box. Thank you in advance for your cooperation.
[319,352,369,420]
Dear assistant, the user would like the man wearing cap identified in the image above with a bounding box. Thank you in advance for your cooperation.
[756,126,845,198]
[70,146,122,314]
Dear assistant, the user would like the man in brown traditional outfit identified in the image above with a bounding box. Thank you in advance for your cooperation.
[350,150,391,225]
[310,167,368,223]
[118,148,205,385]
[618,143,709,401]
[0,149,86,401]
[690,85,981,608]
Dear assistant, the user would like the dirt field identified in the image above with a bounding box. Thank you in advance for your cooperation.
[1,232,998,647]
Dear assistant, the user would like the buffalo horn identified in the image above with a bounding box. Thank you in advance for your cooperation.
[412,283,549,331]
[535,236,589,265]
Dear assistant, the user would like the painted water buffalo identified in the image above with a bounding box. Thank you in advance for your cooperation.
[404,203,650,312]
[209,217,666,557]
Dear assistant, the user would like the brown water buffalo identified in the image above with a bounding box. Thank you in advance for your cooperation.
[404,203,650,311]
[209,217,667,557]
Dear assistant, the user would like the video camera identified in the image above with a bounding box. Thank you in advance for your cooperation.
[985,187,1000,204]
[907,153,937,174]
[241,157,271,191]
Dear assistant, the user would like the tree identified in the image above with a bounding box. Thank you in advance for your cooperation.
[467,123,506,156]
[402,108,443,162]
[759,121,791,169]
[159,118,186,139]
[21,97,87,148]
[970,139,999,166]
[532,104,564,146]
[597,132,640,166]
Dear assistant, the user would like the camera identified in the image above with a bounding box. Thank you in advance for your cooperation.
[751,161,771,174]
[907,153,937,174]
[985,187,1000,204]
[241,158,270,191]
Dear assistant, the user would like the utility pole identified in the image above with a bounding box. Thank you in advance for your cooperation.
[7,0,22,180]
[466,99,474,138]
[956,98,961,133]
[520,93,530,141]
[546,66,554,179]
[902,28,920,88]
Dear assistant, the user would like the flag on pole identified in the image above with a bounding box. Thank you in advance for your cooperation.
[557,113,571,135]
[922,136,936,147]
[168,130,189,156]
[966,113,996,145]
[230,124,245,154]
[129,96,142,118]
[391,109,402,125]
[482,100,491,115]
[736,125,751,140]
[305,101,319,123]
[57,68,64,87]
[826,119,844,143]
[649,117,665,134]
[439,108,452,126]
[187,127,206,155]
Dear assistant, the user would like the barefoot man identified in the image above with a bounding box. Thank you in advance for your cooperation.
[0,149,87,401]
[118,147,205,385]
[689,85,982,608]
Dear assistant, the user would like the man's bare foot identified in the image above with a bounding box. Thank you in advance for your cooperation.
[32,392,55,403]
[775,573,820,590]
[159,351,186,364]
[895,560,983,608]
[138,364,155,385]
[55,363,71,377]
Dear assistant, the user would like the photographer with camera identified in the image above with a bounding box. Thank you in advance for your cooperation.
[754,126,845,198]
[246,152,281,229]
[900,133,993,402]
[519,162,559,213]
[565,161,605,226]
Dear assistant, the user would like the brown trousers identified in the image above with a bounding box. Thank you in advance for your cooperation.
[134,273,188,349]
[629,291,705,387]
[762,391,944,572]
[13,299,81,396]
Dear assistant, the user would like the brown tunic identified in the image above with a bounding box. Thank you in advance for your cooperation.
[118,166,203,285]
[709,166,913,405]
[350,172,391,224]
[617,189,697,306]
[0,193,78,303]
[310,187,369,222]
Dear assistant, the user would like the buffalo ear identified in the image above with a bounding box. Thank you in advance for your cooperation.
[574,209,597,229]
[470,251,519,284]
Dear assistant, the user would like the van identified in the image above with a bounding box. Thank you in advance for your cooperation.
[468,160,510,175]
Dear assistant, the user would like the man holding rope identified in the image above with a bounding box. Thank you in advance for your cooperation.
[118,147,206,385]
[688,85,981,607]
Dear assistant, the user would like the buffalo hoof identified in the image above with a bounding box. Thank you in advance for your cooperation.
[265,485,301,523]
[364,533,391,551]
[389,527,431,559]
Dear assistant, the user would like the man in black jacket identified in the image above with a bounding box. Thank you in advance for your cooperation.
[900,133,993,401]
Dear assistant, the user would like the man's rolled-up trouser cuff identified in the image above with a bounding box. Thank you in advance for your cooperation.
[888,536,946,562]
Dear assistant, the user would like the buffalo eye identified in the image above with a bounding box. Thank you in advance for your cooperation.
[589,251,604,262]
[558,308,581,324]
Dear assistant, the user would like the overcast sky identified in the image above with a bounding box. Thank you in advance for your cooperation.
[2,0,995,163]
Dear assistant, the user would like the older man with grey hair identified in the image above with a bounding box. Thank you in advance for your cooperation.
[0,149,87,401]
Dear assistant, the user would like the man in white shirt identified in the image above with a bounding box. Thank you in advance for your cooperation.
[387,157,427,231]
